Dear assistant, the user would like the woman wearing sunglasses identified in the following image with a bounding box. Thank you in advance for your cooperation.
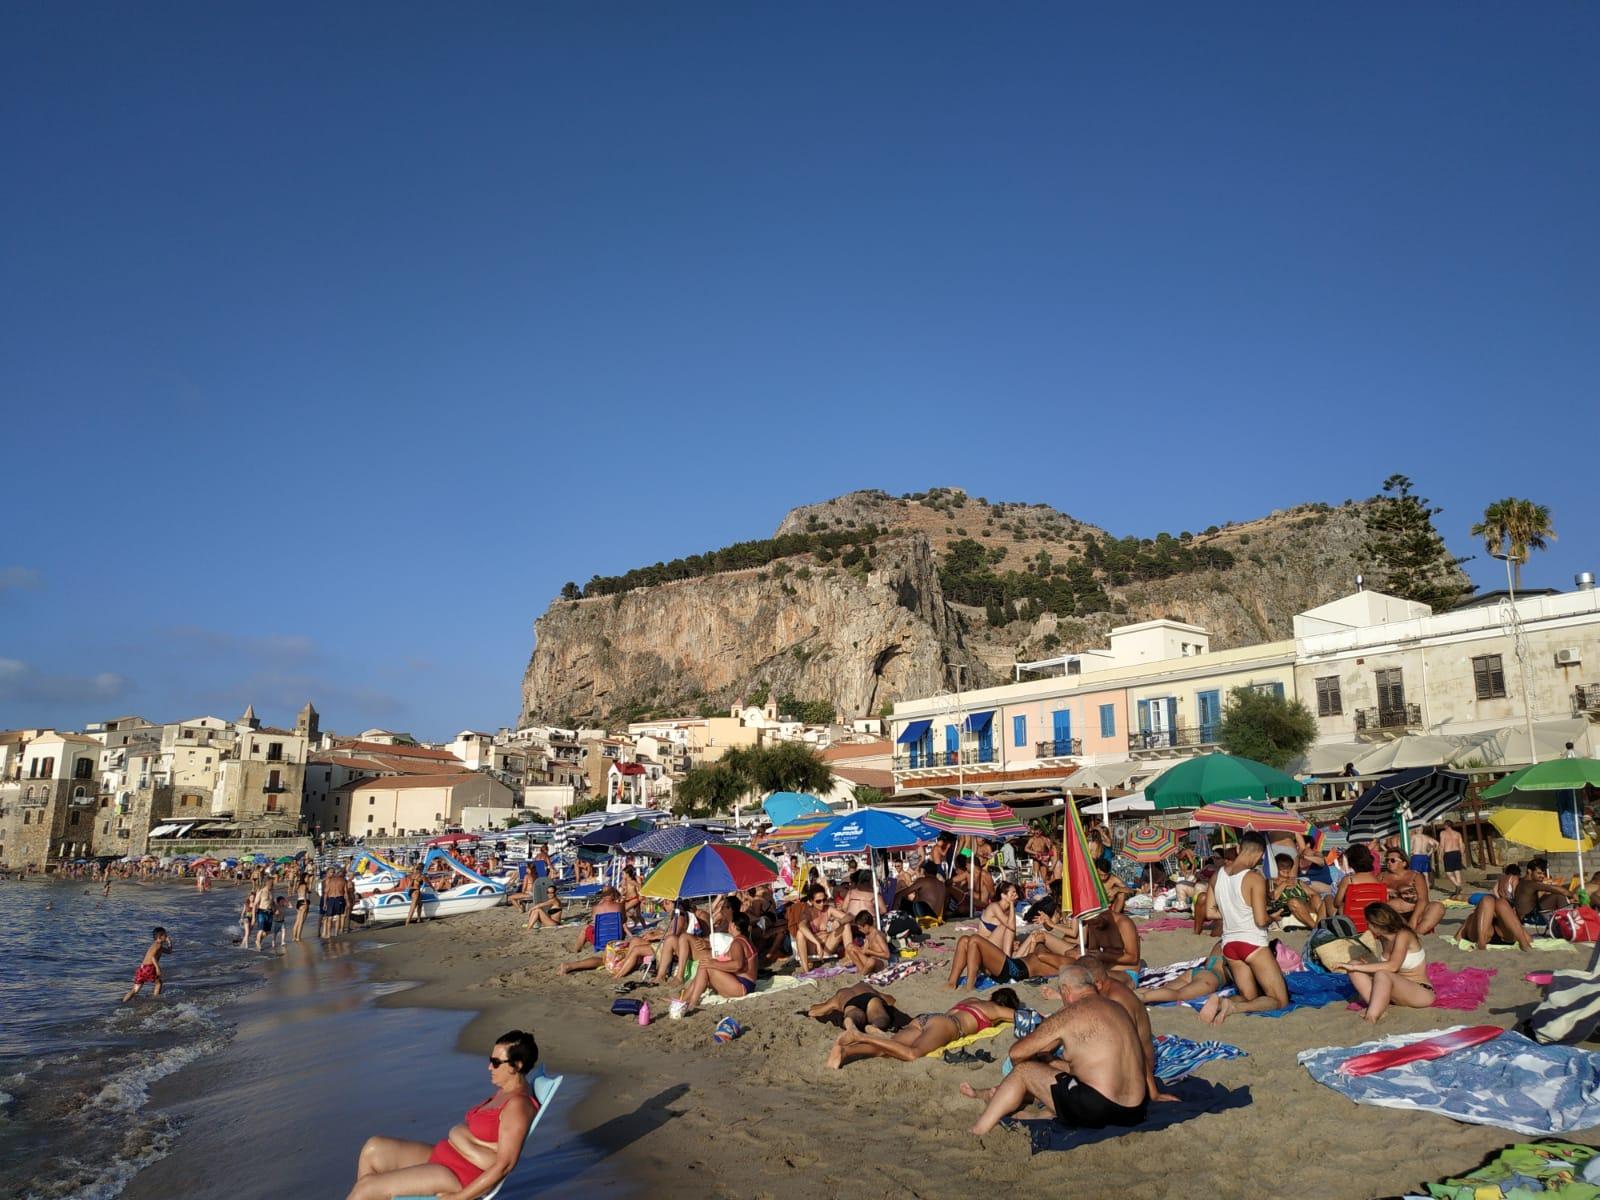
[347,1029,539,1200]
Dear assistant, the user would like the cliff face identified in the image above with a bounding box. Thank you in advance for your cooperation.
[520,535,984,725]
[521,488,1469,725]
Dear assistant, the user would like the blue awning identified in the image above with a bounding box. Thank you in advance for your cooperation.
[963,710,995,733]
[896,719,932,745]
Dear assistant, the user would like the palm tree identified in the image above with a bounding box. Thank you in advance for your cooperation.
[1470,498,1556,588]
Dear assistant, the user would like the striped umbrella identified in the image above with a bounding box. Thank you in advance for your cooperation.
[753,815,836,849]
[1346,767,1469,847]
[1191,796,1310,835]
[1121,824,1180,864]
[618,824,724,858]
[1061,794,1109,933]
[923,794,1028,839]
[639,842,779,900]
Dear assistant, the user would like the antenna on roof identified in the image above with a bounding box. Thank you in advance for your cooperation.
[1355,573,1364,592]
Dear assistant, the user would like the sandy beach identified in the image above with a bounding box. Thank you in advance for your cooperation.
[355,901,1600,1200]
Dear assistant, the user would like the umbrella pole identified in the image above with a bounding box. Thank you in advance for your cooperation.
[871,846,882,930]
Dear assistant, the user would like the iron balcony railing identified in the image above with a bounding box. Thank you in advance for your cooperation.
[1127,724,1221,752]
[1035,739,1085,759]
[1354,704,1422,732]
[1575,685,1600,715]
[893,745,1000,771]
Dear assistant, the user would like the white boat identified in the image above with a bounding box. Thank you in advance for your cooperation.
[346,850,408,896]
[355,847,507,924]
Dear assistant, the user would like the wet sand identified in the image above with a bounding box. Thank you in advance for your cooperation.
[360,903,1600,1199]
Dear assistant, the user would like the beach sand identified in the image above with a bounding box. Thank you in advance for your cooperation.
[359,905,1600,1200]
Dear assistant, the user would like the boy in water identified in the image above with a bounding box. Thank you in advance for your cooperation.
[122,927,172,1002]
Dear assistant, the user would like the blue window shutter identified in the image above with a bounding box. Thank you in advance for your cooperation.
[1272,681,1285,700]
[1099,703,1115,738]
[1013,715,1027,748]
[1137,699,1150,732]
[945,724,959,754]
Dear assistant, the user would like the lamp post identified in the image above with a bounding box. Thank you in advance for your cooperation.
[1490,547,1538,761]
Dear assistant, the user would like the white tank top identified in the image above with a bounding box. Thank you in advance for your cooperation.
[1216,867,1268,947]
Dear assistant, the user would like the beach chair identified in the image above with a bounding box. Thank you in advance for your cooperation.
[399,1067,564,1200]
[591,908,625,952]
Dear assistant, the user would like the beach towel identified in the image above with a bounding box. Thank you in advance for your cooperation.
[1347,964,1496,1013]
[1138,958,1206,990]
[1137,917,1198,933]
[1152,1034,1248,1082]
[1419,1139,1600,1200]
[701,975,816,1006]
[1445,935,1577,953]
[1017,1076,1253,1154]
[1176,969,1354,1017]
[865,958,934,986]
[1528,939,1600,1046]
[928,1022,1011,1057]
[1299,1026,1600,1134]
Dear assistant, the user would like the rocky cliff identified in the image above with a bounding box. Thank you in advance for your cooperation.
[520,487,1468,725]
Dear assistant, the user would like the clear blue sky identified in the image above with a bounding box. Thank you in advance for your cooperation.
[4,4,1596,738]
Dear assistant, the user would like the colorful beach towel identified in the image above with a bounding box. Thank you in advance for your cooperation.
[1138,957,1206,990]
[701,975,815,1006]
[1153,1034,1248,1082]
[1348,964,1496,1014]
[865,958,934,986]
[1017,1077,1252,1154]
[1445,935,1576,953]
[1421,1139,1600,1200]
[1299,1026,1600,1134]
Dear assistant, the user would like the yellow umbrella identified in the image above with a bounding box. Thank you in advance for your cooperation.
[1490,800,1595,853]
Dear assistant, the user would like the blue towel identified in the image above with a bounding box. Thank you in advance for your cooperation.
[1153,1034,1248,1082]
[1016,1077,1252,1153]
[1179,969,1356,1017]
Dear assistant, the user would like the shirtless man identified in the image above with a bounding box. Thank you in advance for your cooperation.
[1199,832,1290,1024]
[122,926,173,1002]
[1515,858,1574,924]
[842,912,890,975]
[960,962,1148,1135]
[250,879,274,950]
[1438,822,1467,895]
[896,862,948,923]
[1065,908,1142,980]
[1049,957,1176,1104]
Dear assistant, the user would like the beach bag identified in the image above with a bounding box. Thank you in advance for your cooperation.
[1305,915,1364,974]
[1272,938,1303,974]
[1312,936,1378,972]
[610,998,644,1018]
[1551,906,1600,943]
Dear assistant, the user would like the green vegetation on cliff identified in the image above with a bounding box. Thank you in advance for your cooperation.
[573,526,885,598]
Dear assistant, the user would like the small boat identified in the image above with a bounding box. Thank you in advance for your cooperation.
[347,849,408,896]
[355,847,507,923]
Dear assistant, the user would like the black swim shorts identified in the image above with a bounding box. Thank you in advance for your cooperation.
[1049,1073,1147,1129]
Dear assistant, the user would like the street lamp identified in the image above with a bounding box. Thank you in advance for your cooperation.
[1490,547,1539,761]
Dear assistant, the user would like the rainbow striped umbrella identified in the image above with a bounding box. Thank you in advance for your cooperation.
[1061,796,1109,922]
[640,842,779,900]
[753,816,835,849]
[1121,824,1180,864]
[923,794,1028,839]
[1191,796,1310,835]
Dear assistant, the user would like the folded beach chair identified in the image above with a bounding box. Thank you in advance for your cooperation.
[1526,937,1600,1045]
[399,1067,564,1200]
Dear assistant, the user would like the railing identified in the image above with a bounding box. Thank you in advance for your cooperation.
[1127,724,1221,752]
[1575,685,1600,715]
[1035,739,1085,758]
[262,784,289,794]
[1354,704,1422,732]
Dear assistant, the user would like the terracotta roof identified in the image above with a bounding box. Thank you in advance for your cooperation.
[337,739,462,763]
[831,765,895,791]
[612,761,646,776]
[309,755,393,772]
[820,739,892,763]
[333,772,482,794]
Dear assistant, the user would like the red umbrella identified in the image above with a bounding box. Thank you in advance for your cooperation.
[1061,796,1109,952]
[425,832,478,846]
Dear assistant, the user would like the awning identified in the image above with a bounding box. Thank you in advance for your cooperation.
[896,720,933,745]
[963,710,995,733]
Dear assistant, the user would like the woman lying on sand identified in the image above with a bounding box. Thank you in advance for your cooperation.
[1135,942,1228,1006]
[826,990,1020,1069]
[945,932,1065,989]
[804,983,910,1033]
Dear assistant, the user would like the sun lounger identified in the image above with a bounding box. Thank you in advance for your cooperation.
[397,1067,563,1200]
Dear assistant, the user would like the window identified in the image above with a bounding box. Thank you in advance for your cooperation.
[74,757,94,779]
[267,743,283,762]
[1315,676,1343,717]
[1013,715,1027,748]
[1375,668,1406,713]
[1099,704,1116,738]
[1472,654,1507,700]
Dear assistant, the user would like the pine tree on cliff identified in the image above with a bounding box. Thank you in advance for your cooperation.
[1361,475,1473,611]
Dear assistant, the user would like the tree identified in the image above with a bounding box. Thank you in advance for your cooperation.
[1219,687,1318,771]
[1470,498,1555,588]
[776,694,836,725]
[565,794,608,818]
[851,784,887,808]
[670,742,835,818]
[1361,475,1473,610]
[671,762,747,819]
[559,581,581,601]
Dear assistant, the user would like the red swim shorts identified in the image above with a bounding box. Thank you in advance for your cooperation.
[1222,941,1262,962]
[133,963,159,985]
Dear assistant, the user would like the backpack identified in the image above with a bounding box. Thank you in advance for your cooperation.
[1551,907,1600,943]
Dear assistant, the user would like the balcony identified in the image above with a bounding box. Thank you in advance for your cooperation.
[261,783,289,794]
[893,746,1002,771]
[1127,724,1221,754]
[1354,704,1423,734]
[1575,685,1600,716]
[1035,739,1085,760]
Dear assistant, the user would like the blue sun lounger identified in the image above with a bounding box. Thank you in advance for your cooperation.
[398,1067,564,1200]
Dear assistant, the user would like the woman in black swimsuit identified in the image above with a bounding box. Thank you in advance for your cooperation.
[803,983,910,1033]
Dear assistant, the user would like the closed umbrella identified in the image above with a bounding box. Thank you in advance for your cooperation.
[1061,796,1109,954]
[1345,767,1469,849]
[1146,753,1305,811]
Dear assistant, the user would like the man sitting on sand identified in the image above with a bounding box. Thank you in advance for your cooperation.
[1198,832,1290,1025]
[896,861,949,923]
[804,983,910,1033]
[842,911,891,976]
[960,962,1148,1135]
[1268,853,1320,930]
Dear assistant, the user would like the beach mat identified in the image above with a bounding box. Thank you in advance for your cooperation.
[929,1022,1010,1057]
[1345,964,1496,1014]
[1299,1026,1600,1134]
[702,975,815,1006]
[1017,1076,1252,1154]
[1444,935,1577,953]
[1138,958,1205,990]
[1153,1034,1248,1082]
[1177,969,1354,1017]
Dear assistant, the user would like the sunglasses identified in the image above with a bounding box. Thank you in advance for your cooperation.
[487,1056,509,1068]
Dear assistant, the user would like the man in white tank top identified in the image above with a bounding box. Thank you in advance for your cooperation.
[1199,832,1290,1025]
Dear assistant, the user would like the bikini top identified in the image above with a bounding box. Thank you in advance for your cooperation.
[950,1001,993,1032]
[1401,946,1426,971]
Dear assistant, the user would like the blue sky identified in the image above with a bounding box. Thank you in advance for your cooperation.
[3,4,1596,738]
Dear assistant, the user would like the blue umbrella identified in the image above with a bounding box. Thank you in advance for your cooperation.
[619,824,725,858]
[763,791,832,827]
[802,808,936,926]
[578,819,654,849]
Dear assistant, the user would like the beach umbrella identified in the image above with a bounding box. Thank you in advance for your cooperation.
[752,815,836,848]
[1353,736,1458,774]
[639,843,780,901]
[273,854,298,865]
[1490,800,1596,856]
[1060,795,1109,953]
[1121,824,1180,863]
[923,794,1029,839]
[1190,796,1311,836]
[619,824,723,858]
[578,819,654,849]
[1346,767,1469,849]
[425,832,478,846]
[762,791,832,827]
[1483,758,1600,880]
[800,809,939,927]
[1146,753,1305,811]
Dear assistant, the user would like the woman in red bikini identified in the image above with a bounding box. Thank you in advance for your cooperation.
[347,1029,540,1200]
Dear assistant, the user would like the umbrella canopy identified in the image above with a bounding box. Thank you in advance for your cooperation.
[1121,824,1180,863]
[1191,796,1310,835]
[1491,800,1596,853]
[425,832,478,846]
[1312,825,1350,852]
[619,824,723,858]
[800,809,937,856]
[578,819,655,849]
[1345,767,1469,842]
[1076,790,1155,815]
[752,815,836,848]
[762,792,832,827]
[639,843,780,900]
[1481,758,1600,799]
[273,854,300,864]
[1354,736,1459,774]
[1147,753,1305,811]
[1060,795,1109,921]
[1452,720,1593,769]
[923,794,1028,839]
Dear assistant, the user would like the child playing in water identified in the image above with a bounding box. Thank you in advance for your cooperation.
[122,927,172,1002]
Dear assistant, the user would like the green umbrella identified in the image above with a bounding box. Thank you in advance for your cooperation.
[1146,752,1305,811]
[1481,758,1600,799]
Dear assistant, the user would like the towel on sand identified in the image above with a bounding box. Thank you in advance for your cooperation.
[929,1022,1011,1057]
[1299,1026,1600,1134]
[1016,1077,1252,1153]
[1153,1034,1248,1082]
[1138,917,1198,933]
[1445,935,1577,953]
[702,975,816,1006]
[1178,969,1354,1017]
[1420,1139,1600,1200]
[1347,964,1496,1014]
[1138,958,1205,990]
